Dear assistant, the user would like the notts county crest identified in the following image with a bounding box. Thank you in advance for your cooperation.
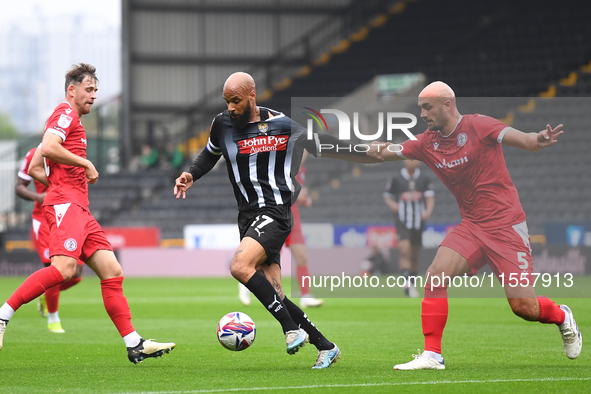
[258,123,268,134]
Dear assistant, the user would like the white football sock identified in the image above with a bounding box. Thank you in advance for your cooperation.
[123,331,142,348]
[422,350,443,362]
[561,311,570,326]
[0,303,15,321]
[48,312,60,324]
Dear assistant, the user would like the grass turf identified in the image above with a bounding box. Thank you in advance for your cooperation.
[0,276,589,393]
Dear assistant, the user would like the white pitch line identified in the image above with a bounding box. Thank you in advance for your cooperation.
[125,377,591,394]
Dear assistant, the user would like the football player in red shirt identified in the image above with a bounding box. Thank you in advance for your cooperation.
[370,81,581,370]
[16,147,84,333]
[286,164,324,308]
[0,63,175,364]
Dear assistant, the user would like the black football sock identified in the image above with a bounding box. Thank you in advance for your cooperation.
[244,271,298,333]
[283,296,333,350]
[402,269,410,280]
[409,271,418,287]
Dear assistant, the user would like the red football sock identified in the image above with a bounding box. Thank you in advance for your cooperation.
[296,266,311,296]
[59,277,82,291]
[45,285,61,314]
[6,265,64,311]
[537,296,566,325]
[422,286,448,354]
[44,278,82,314]
[101,277,135,337]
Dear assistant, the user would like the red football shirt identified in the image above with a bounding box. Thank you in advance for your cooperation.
[42,102,89,209]
[296,165,307,187]
[18,147,48,219]
[398,114,525,230]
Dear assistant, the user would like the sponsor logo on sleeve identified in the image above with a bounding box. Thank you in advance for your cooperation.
[58,114,73,128]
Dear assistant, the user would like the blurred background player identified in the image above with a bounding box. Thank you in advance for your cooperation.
[359,245,389,277]
[0,63,175,364]
[239,156,324,309]
[15,146,84,333]
[371,81,581,370]
[383,160,434,298]
[287,167,324,308]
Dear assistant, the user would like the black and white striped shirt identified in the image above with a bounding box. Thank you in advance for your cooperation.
[384,168,434,230]
[205,107,317,210]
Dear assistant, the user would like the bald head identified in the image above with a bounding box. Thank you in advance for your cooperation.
[417,81,460,135]
[223,72,258,128]
[223,72,255,96]
[419,81,455,98]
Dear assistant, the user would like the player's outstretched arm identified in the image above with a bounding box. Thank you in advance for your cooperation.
[502,124,564,152]
[321,151,383,163]
[27,147,49,187]
[367,142,406,162]
[306,133,384,163]
[40,132,99,183]
[174,172,194,199]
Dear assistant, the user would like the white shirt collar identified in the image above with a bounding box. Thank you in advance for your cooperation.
[401,167,420,181]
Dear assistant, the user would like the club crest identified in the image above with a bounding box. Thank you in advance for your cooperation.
[258,123,268,134]
[457,132,467,147]
[64,238,77,252]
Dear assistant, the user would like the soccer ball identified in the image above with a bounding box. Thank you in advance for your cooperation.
[217,312,256,351]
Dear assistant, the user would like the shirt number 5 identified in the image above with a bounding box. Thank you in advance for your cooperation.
[517,252,529,270]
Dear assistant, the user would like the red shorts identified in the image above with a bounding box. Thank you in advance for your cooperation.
[285,203,305,247]
[44,203,112,261]
[31,216,51,263]
[440,220,533,285]
[31,216,85,265]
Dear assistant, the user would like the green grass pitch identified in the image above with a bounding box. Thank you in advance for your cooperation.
[0,276,589,393]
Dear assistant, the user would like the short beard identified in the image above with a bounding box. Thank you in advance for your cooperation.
[230,101,252,129]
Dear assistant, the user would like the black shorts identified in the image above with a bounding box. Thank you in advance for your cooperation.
[238,204,292,266]
[395,219,424,247]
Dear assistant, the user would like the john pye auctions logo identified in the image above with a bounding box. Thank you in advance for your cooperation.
[239,135,288,154]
